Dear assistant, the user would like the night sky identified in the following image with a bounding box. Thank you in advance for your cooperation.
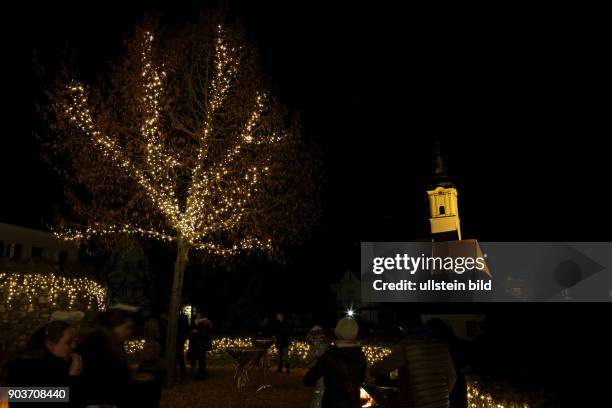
[2,1,611,276]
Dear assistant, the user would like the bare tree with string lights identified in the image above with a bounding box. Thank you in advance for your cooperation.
[42,14,320,384]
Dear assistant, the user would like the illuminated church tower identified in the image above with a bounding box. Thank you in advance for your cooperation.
[427,140,462,241]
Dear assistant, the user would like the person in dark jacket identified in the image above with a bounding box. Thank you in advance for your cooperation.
[370,312,457,408]
[274,312,291,374]
[304,317,367,408]
[427,318,467,408]
[189,316,213,380]
[5,320,83,407]
[77,307,134,407]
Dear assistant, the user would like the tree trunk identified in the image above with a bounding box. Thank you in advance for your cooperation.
[164,237,189,385]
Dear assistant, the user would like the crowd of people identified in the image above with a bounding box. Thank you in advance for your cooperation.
[0,306,136,407]
[0,308,464,408]
[0,305,214,408]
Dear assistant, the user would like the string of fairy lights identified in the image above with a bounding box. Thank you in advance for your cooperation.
[186,24,240,221]
[56,224,175,243]
[58,25,279,256]
[467,383,530,408]
[124,336,393,367]
[361,344,392,365]
[124,338,147,355]
[0,272,107,311]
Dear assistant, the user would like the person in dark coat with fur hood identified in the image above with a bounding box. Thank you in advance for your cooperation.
[304,317,367,408]
[189,315,213,380]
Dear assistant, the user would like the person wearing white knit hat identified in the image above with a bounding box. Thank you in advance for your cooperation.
[333,317,359,347]
[304,317,367,408]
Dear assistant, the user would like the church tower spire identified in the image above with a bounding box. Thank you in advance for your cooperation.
[434,138,446,176]
[426,135,462,241]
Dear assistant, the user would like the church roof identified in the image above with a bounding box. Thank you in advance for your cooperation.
[429,137,455,189]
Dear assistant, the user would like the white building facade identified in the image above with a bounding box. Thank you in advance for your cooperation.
[0,223,79,264]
